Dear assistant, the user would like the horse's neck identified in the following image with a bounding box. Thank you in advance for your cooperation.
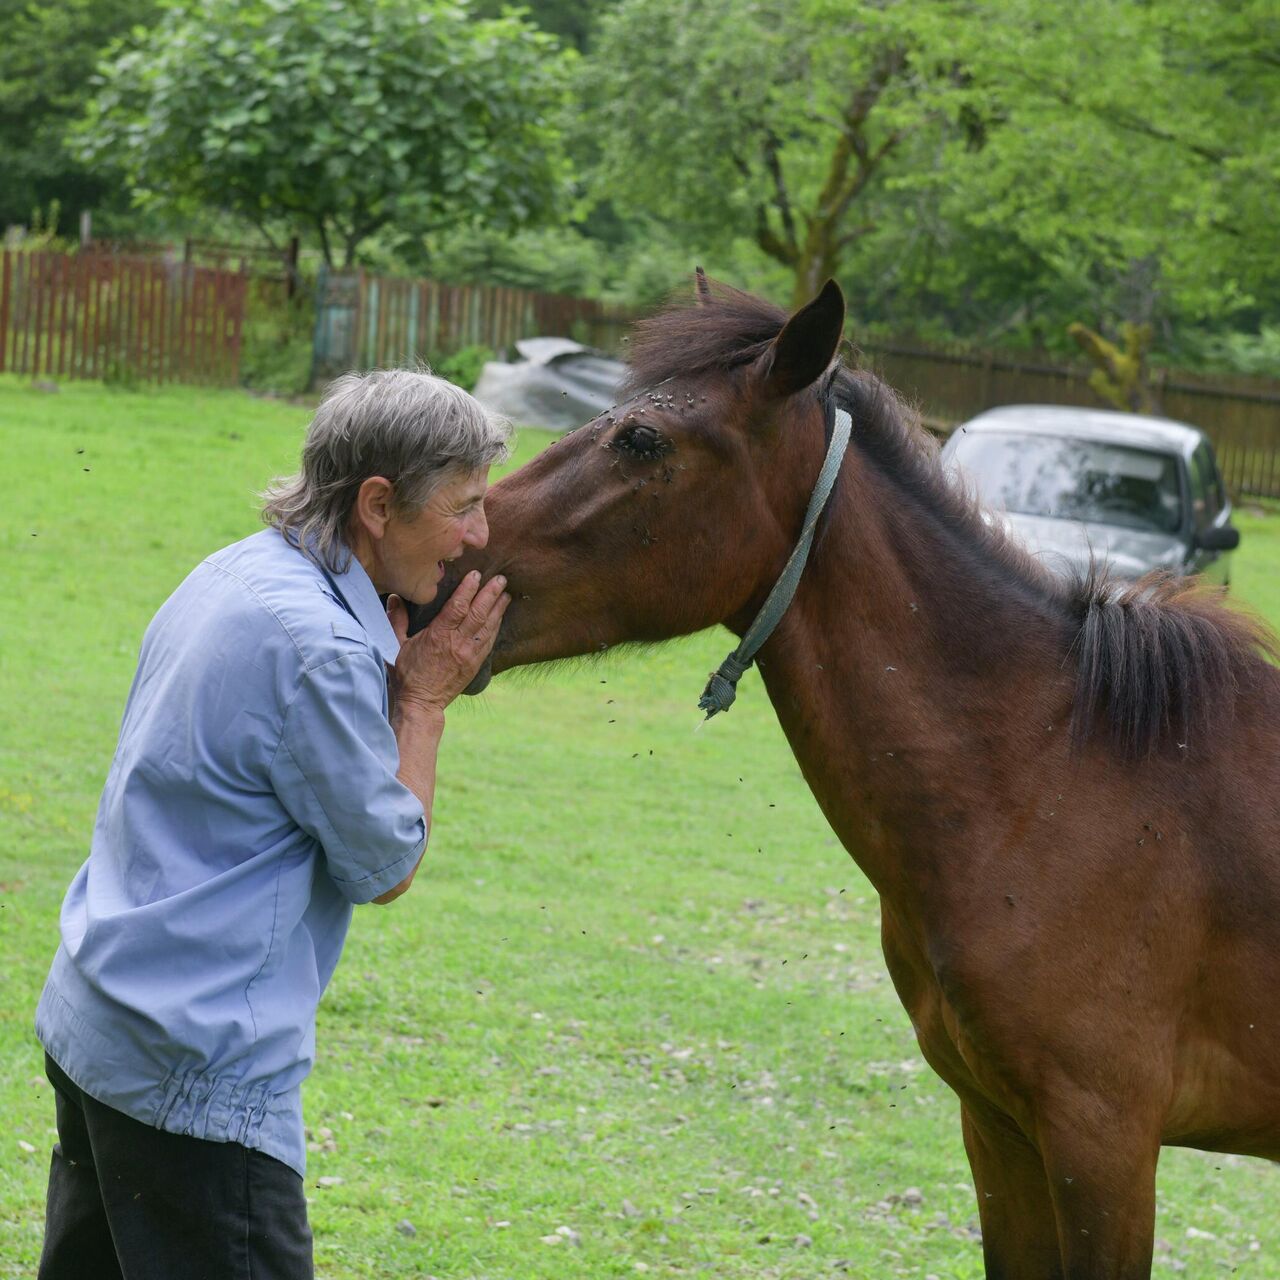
[753,462,1072,906]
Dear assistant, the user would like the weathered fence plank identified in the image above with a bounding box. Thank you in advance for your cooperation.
[0,249,247,386]
[311,267,632,386]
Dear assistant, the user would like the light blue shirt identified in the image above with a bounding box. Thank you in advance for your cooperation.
[36,529,426,1175]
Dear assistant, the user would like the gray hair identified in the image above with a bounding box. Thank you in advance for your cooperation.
[261,368,512,572]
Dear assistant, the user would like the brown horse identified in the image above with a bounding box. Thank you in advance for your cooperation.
[425,276,1280,1278]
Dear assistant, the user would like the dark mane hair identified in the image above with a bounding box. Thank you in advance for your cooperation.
[627,279,1277,758]
[624,280,791,394]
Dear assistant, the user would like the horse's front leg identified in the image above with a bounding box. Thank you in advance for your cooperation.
[962,1103,1064,1280]
[1034,1091,1161,1280]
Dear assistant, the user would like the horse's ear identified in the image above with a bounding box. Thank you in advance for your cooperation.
[694,266,711,305]
[756,279,845,398]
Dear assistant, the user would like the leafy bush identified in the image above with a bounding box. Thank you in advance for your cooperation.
[239,325,314,397]
[5,200,75,252]
[1170,326,1280,377]
[427,345,495,392]
[75,0,576,270]
[238,283,316,396]
[100,357,141,391]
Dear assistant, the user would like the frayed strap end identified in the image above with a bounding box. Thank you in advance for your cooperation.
[698,653,753,718]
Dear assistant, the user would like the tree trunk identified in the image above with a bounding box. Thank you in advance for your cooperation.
[791,236,840,309]
[1068,321,1157,414]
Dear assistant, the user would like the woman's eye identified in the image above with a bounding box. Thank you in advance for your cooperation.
[615,424,669,459]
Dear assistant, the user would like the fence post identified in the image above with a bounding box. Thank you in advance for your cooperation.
[406,284,420,364]
[228,263,247,386]
[307,262,329,389]
[0,251,10,374]
[284,236,300,301]
[1152,366,1168,415]
[979,349,994,408]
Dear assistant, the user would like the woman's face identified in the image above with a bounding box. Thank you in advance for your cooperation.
[377,467,491,603]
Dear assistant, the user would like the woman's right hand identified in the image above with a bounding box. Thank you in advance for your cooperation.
[386,572,510,715]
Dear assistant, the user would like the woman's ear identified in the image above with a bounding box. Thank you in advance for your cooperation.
[351,476,395,541]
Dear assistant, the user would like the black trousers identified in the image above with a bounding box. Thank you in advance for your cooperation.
[39,1054,313,1280]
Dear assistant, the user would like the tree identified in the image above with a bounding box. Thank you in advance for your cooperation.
[841,0,1280,356]
[582,0,1279,352]
[584,0,983,307]
[470,0,615,53]
[1069,323,1155,414]
[955,0,1280,343]
[0,0,161,230]
[76,0,577,266]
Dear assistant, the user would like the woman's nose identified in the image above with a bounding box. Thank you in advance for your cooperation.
[464,506,490,549]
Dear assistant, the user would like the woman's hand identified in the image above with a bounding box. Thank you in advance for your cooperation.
[385,572,510,716]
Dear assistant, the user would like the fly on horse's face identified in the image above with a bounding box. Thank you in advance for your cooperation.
[449,279,847,677]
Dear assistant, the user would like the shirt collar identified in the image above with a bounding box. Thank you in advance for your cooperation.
[324,544,401,668]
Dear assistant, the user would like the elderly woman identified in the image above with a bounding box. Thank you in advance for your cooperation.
[34,370,511,1279]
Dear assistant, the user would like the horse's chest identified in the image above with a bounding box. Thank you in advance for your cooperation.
[879,907,1029,1118]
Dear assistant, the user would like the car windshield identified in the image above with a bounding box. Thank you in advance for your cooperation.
[948,430,1183,534]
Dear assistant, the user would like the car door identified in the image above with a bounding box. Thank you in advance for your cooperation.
[1188,441,1232,584]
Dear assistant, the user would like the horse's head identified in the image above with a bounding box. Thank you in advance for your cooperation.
[416,275,847,683]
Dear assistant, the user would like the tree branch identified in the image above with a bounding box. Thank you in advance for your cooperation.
[1023,73,1230,166]
[761,130,797,252]
[343,211,390,267]
[724,139,798,267]
[755,212,799,267]
[316,216,334,269]
[810,46,908,234]
[835,221,877,250]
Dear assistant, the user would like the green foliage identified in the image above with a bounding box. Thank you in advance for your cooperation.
[384,219,706,309]
[100,357,142,391]
[853,0,1279,348]
[5,0,1278,371]
[15,200,75,252]
[74,0,577,266]
[583,0,1279,348]
[238,281,317,397]
[585,0,985,305]
[239,326,315,398]
[470,0,613,52]
[398,225,608,297]
[427,343,494,392]
[949,0,1280,331]
[0,0,161,229]
[1068,321,1154,414]
[1174,325,1280,378]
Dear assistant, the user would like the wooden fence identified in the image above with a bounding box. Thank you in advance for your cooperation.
[311,267,631,381]
[861,337,1280,500]
[0,250,248,385]
[7,247,1278,500]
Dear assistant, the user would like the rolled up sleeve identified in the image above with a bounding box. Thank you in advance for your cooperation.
[270,651,426,903]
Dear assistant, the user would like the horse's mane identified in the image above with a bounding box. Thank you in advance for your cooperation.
[624,281,792,392]
[627,280,1276,758]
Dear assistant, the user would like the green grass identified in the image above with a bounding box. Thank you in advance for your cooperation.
[1,375,1277,1279]
[1234,498,1280,626]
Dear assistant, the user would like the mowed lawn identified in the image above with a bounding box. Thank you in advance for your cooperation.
[1,376,1277,1279]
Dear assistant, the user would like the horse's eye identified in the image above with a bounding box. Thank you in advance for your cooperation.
[615,424,669,459]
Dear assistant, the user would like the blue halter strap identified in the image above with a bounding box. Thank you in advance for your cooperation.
[698,406,852,718]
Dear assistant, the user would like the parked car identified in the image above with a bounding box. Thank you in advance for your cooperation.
[940,405,1240,584]
[472,337,628,431]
